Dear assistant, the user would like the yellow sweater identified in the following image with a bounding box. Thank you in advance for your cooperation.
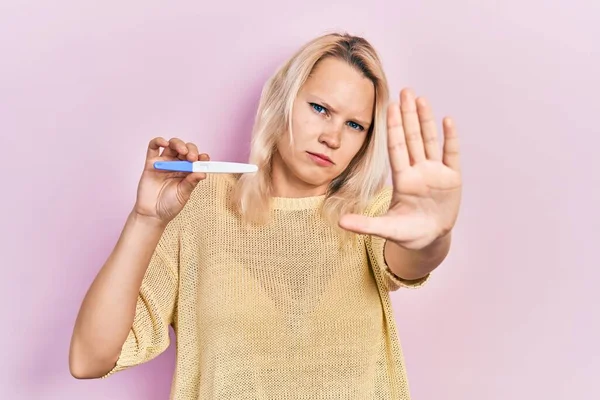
[105,173,429,399]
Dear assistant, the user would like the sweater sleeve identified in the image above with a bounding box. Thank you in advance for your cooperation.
[102,217,181,377]
[364,186,430,292]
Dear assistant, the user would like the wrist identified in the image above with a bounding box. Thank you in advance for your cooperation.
[128,210,168,231]
[384,231,452,280]
[421,230,452,252]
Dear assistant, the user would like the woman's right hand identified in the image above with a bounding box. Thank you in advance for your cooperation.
[132,137,209,225]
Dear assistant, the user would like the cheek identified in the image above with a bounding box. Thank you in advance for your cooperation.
[275,134,294,160]
[338,134,367,166]
[275,129,306,167]
[292,108,322,142]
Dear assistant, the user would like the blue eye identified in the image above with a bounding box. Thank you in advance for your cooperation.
[347,121,364,131]
[310,103,327,114]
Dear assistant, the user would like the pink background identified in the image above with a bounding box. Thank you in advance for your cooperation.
[1,1,598,399]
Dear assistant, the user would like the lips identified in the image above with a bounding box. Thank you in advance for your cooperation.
[307,152,333,164]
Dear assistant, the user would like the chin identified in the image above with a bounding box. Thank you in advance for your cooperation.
[293,167,333,188]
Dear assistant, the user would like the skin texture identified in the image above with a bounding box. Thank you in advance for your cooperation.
[339,89,462,280]
[69,138,208,379]
[69,54,462,379]
[271,57,375,198]
[269,56,463,281]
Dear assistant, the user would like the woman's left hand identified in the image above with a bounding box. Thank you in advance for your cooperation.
[339,88,463,250]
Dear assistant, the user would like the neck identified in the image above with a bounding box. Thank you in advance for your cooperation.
[270,152,328,198]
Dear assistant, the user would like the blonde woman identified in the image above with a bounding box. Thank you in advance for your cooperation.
[69,32,462,399]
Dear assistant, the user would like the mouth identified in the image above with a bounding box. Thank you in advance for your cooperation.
[307,151,334,166]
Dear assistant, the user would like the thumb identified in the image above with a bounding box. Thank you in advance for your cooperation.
[339,213,392,238]
[178,172,207,198]
[339,213,418,243]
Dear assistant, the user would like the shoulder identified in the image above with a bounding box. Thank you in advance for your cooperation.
[364,185,393,217]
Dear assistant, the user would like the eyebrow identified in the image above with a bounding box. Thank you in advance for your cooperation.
[312,95,371,128]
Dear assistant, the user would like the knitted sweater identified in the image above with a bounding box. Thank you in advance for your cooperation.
[104,173,429,399]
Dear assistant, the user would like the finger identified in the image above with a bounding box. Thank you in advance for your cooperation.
[400,88,426,164]
[416,97,441,161]
[338,213,411,241]
[386,102,410,175]
[198,153,210,162]
[146,137,169,159]
[185,142,199,162]
[442,117,461,171]
[162,137,188,159]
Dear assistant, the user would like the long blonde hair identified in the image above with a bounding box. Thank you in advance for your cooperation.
[230,32,390,232]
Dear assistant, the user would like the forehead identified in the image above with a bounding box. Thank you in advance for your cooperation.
[301,57,375,117]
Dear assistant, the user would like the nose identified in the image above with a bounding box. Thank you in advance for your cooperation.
[318,124,342,149]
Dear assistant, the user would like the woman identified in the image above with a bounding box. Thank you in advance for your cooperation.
[69,32,462,399]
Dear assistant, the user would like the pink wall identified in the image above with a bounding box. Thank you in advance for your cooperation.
[2,1,598,399]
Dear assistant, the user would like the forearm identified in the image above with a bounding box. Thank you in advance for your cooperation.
[69,211,166,378]
[383,232,452,281]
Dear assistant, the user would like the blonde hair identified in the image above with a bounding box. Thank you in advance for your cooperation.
[230,32,390,233]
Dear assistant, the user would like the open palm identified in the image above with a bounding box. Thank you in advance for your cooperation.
[340,88,462,250]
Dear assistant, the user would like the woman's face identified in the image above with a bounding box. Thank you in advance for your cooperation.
[271,57,375,197]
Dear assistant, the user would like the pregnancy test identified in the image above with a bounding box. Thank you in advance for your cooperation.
[153,160,258,174]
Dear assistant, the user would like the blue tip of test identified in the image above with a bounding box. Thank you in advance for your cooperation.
[153,161,193,172]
